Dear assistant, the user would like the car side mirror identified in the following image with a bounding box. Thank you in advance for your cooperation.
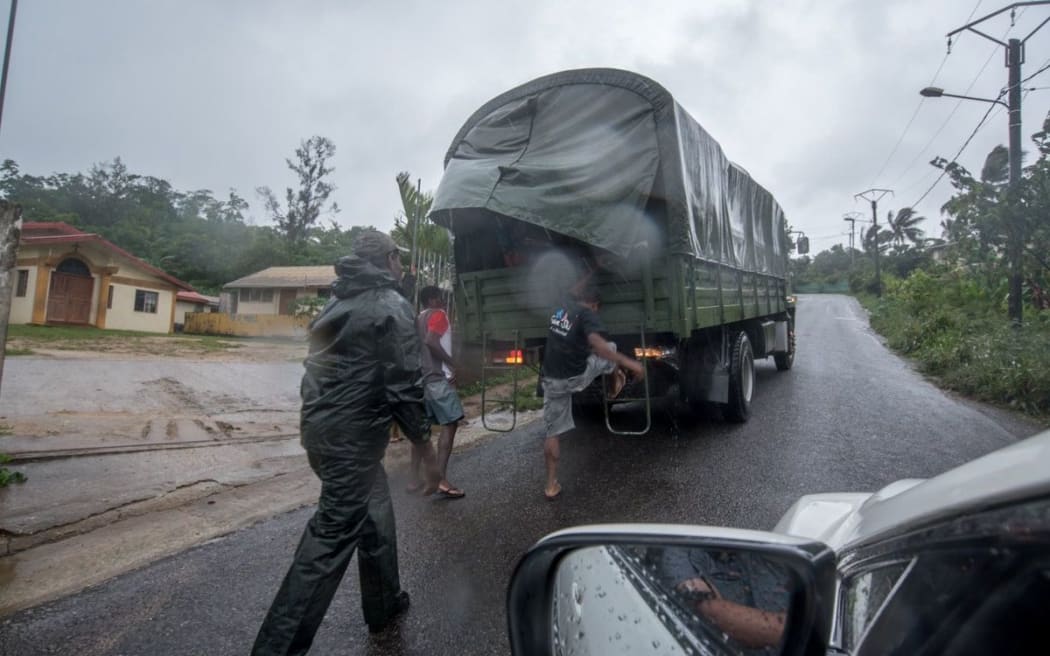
[507,525,835,656]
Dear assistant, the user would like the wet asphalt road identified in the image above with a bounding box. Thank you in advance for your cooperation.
[0,294,1041,655]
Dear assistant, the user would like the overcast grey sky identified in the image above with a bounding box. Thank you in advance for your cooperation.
[3,0,1049,252]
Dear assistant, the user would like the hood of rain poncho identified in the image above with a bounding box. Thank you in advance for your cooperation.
[331,254,400,299]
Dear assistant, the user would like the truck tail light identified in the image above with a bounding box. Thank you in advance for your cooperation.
[633,346,677,360]
[492,349,524,365]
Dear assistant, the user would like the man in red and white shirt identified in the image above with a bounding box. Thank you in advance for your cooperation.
[408,286,465,498]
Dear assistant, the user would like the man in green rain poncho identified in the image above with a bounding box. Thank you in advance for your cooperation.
[252,230,440,655]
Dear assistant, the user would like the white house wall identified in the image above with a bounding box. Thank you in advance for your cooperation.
[9,265,38,324]
[106,282,175,333]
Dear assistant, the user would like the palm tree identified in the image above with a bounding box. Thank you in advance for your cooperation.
[885,207,926,250]
[390,171,450,257]
[862,224,892,254]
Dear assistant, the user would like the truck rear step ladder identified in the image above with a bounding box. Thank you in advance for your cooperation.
[602,324,652,436]
[480,330,521,432]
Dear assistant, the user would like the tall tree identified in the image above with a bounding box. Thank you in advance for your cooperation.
[885,207,926,251]
[257,136,339,244]
[861,224,892,255]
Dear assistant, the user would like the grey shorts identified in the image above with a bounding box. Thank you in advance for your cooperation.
[424,378,465,426]
[542,343,618,437]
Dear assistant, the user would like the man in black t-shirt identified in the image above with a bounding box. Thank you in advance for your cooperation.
[541,282,644,500]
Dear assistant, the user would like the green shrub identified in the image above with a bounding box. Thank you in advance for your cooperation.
[0,453,27,487]
[864,270,1050,416]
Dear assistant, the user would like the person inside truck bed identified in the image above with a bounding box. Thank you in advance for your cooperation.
[540,273,645,501]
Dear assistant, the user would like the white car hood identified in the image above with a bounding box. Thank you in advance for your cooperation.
[775,430,1050,551]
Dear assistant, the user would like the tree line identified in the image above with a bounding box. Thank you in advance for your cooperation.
[0,136,446,294]
[793,109,1050,309]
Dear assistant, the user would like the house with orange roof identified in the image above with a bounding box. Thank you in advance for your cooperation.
[12,222,196,334]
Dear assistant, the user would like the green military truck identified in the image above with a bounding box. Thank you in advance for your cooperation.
[430,68,795,433]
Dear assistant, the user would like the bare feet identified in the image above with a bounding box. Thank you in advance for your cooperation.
[607,368,627,399]
[544,481,562,501]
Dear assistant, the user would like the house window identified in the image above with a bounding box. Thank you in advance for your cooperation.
[107,285,114,309]
[134,289,159,313]
[15,270,28,297]
[239,288,274,303]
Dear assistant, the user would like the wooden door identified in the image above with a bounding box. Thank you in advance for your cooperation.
[47,272,94,324]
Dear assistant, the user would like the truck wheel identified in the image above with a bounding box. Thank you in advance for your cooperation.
[774,321,795,371]
[724,331,754,423]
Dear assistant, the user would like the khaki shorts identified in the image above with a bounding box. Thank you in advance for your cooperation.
[541,343,618,437]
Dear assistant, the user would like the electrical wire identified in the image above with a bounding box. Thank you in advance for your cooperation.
[1020,59,1050,85]
[908,59,1044,209]
[868,0,985,187]
[909,91,1004,208]
[888,5,1025,188]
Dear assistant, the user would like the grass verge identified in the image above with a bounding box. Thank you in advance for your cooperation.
[6,324,242,355]
[857,271,1050,419]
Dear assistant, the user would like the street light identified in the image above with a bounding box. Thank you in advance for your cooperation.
[924,1,1050,324]
[918,86,1008,108]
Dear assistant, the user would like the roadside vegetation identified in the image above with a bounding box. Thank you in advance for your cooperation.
[459,371,544,413]
[0,137,450,297]
[793,112,1050,419]
[0,425,26,487]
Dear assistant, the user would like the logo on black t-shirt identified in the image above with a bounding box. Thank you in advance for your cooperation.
[550,308,573,337]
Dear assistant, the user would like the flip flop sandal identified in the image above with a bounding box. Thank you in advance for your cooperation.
[545,489,562,502]
[435,486,466,499]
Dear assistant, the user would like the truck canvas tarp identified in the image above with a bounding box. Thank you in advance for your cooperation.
[430,67,787,279]
[431,68,796,431]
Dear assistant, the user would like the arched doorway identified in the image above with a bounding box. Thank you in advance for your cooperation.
[47,257,95,324]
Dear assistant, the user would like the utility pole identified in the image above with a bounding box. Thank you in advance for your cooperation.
[0,0,17,136]
[0,1,18,397]
[855,189,892,296]
[944,1,1050,323]
[0,201,22,396]
[843,211,865,266]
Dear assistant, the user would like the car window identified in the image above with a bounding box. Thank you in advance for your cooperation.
[841,561,910,650]
[845,497,1050,656]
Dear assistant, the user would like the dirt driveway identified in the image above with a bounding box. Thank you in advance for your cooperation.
[1,337,307,451]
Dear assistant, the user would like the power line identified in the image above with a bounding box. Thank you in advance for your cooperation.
[889,43,1003,187]
[899,165,941,196]
[908,60,1043,210]
[889,6,1025,188]
[909,92,1003,208]
[1020,59,1050,84]
[868,0,985,186]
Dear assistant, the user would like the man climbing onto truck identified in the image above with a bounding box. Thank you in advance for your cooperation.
[541,272,645,501]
